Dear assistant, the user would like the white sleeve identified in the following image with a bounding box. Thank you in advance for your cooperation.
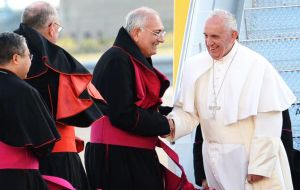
[168,105,200,140]
[254,111,282,137]
[248,111,282,177]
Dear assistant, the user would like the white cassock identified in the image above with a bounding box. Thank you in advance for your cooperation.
[169,42,296,190]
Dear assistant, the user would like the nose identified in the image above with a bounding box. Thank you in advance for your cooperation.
[157,31,166,43]
[158,36,165,43]
[206,37,214,46]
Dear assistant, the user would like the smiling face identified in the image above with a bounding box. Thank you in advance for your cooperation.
[204,16,238,60]
[132,14,165,58]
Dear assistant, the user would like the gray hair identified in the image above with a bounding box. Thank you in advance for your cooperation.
[124,7,160,33]
[209,9,237,31]
[22,1,58,30]
[0,32,26,65]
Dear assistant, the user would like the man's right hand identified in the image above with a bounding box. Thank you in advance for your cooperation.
[161,118,175,141]
[247,174,264,184]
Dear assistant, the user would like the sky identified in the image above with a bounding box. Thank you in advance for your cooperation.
[0,0,60,10]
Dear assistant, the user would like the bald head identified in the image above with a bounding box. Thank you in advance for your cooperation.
[124,7,160,33]
[22,1,58,31]
[21,1,61,44]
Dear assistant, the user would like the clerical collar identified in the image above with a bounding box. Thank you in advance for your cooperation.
[214,41,239,63]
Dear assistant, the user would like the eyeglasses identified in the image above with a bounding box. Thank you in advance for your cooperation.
[28,54,33,61]
[49,22,63,32]
[142,27,166,39]
[54,22,63,32]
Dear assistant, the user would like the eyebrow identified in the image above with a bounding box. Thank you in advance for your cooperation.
[152,27,164,31]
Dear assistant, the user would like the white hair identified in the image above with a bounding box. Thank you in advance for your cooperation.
[22,1,58,30]
[124,7,160,33]
[209,9,237,31]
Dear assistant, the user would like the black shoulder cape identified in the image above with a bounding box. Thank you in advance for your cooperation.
[14,24,103,127]
[92,27,170,136]
[0,69,60,149]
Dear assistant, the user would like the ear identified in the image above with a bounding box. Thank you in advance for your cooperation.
[232,31,239,40]
[11,54,20,66]
[48,23,56,38]
[131,28,141,43]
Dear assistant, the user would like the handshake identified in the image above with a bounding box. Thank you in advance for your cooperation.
[161,118,175,144]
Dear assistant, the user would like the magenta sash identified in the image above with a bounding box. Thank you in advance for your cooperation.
[42,175,75,190]
[0,141,76,190]
[90,116,158,149]
[0,141,38,169]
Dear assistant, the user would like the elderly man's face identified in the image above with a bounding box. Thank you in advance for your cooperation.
[45,16,62,44]
[135,14,165,58]
[204,16,237,60]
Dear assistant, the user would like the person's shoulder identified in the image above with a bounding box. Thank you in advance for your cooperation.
[99,46,130,63]
[95,46,132,73]
[238,44,276,74]
[18,79,40,96]
[103,46,129,57]
[3,76,38,98]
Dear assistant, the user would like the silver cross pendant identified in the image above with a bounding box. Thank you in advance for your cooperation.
[209,97,221,120]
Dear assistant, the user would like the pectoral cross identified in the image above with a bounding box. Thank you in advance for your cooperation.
[209,97,221,120]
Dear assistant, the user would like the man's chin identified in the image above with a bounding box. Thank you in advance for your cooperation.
[208,53,218,60]
[151,50,157,56]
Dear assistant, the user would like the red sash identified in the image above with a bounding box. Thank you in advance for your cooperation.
[52,124,77,152]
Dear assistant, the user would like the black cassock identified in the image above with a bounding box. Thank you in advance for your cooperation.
[0,69,60,190]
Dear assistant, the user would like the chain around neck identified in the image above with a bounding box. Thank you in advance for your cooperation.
[212,46,239,100]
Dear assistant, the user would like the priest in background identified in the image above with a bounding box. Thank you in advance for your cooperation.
[0,32,60,190]
[14,2,103,190]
